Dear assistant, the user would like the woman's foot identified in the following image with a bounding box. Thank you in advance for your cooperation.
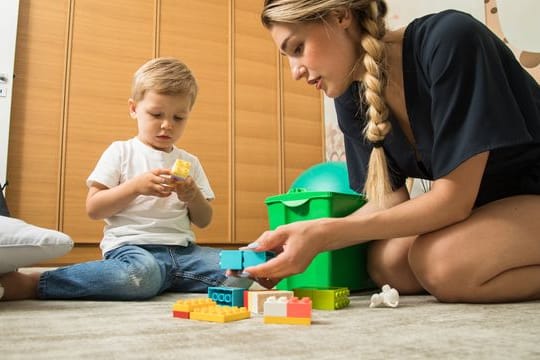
[0,271,40,300]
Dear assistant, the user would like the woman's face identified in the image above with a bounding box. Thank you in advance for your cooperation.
[269,13,362,98]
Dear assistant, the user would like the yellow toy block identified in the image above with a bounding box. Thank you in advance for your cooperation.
[171,159,191,181]
[263,316,311,326]
[190,305,251,323]
[172,298,216,312]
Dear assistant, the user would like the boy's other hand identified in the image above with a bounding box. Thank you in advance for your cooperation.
[133,168,174,197]
[174,176,199,203]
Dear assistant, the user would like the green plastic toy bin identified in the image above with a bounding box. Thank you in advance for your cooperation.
[265,189,374,291]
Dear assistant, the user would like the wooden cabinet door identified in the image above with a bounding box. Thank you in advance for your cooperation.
[62,0,155,248]
[233,0,280,244]
[282,58,324,187]
[8,0,68,229]
[159,0,230,244]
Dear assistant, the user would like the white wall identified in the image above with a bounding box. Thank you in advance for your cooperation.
[497,0,540,52]
[0,0,20,192]
[385,0,484,29]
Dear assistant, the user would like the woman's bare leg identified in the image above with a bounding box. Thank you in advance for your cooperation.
[0,271,40,300]
[367,236,424,294]
[409,195,540,303]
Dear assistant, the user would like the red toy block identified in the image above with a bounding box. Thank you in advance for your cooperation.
[172,310,190,319]
[287,297,312,318]
[244,290,249,310]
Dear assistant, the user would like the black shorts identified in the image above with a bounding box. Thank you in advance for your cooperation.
[475,144,540,207]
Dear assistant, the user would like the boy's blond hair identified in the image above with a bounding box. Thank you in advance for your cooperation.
[131,57,198,108]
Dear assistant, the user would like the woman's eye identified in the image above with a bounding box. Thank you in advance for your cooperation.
[174,116,184,122]
[293,44,304,55]
[150,113,161,118]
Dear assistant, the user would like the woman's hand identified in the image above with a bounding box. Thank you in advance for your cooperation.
[241,218,329,284]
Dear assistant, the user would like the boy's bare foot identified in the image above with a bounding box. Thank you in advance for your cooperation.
[0,271,40,300]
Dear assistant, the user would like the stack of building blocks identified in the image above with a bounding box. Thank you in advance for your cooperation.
[293,287,350,310]
[172,298,216,319]
[219,250,275,270]
[244,290,294,314]
[190,305,251,323]
[208,286,244,307]
[263,296,312,325]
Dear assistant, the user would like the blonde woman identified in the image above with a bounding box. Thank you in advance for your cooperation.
[242,0,540,303]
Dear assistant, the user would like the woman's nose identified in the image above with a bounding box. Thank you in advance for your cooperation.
[291,63,307,81]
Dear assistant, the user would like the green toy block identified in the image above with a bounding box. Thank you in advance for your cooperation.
[294,287,350,310]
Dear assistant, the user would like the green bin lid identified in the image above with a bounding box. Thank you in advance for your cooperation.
[265,190,365,208]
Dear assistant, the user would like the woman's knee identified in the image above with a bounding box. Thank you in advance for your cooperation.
[367,240,404,281]
[367,237,422,293]
[409,234,470,302]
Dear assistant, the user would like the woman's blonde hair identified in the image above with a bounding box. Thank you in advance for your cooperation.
[131,57,198,109]
[262,0,392,206]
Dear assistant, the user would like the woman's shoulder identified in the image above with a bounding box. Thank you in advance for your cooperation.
[408,9,483,33]
[404,9,504,75]
[406,10,491,51]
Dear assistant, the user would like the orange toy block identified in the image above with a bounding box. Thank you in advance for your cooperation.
[287,297,312,318]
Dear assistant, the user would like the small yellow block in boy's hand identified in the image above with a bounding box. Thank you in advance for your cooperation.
[171,159,191,181]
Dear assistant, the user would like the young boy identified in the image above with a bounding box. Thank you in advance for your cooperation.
[0,57,250,300]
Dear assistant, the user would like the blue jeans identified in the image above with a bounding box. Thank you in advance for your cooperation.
[38,244,251,300]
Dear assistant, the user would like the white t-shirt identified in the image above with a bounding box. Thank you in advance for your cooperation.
[86,137,215,255]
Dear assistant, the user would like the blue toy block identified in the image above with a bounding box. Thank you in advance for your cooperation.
[208,287,244,307]
[219,250,244,270]
[219,250,275,270]
[242,251,275,268]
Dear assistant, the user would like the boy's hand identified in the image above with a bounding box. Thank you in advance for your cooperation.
[133,169,175,197]
[173,176,199,203]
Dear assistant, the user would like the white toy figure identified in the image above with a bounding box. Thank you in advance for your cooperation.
[370,284,399,308]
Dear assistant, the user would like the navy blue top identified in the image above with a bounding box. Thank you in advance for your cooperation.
[335,10,540,206]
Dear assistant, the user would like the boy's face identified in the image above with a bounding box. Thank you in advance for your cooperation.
[129,90,192,152]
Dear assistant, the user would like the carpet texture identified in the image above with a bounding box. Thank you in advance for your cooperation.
[1,291,539,359]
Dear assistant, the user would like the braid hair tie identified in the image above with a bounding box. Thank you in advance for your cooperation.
[372,141,384,148]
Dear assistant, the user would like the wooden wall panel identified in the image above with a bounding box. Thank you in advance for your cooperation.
[234,0,280,242]
[7,0,68,228]
[282,60,324,188]
[62,0,155,243]
[159,0,230,243]
[8,1,324,265]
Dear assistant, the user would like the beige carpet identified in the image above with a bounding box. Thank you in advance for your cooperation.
[1,269,539,359]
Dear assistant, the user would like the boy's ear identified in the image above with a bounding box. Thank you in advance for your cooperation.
[128,98,137,119]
